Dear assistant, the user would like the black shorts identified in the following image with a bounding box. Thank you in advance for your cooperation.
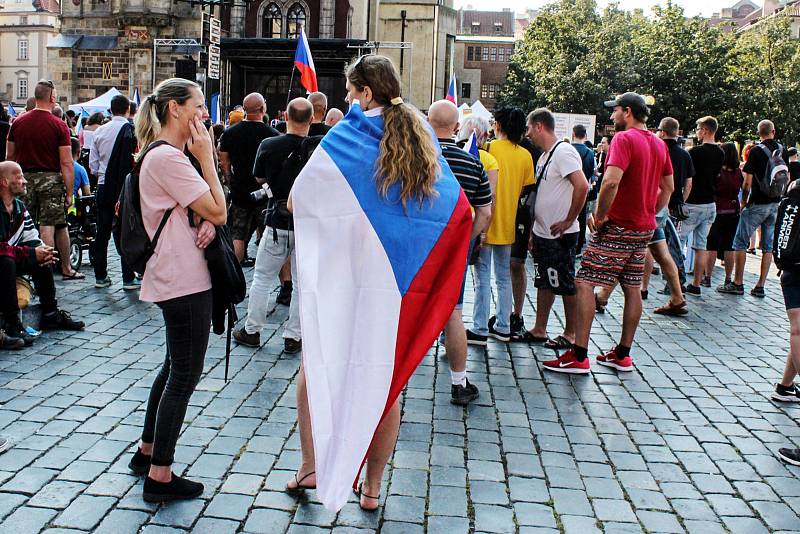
[707,212,740,254]
[533,233,579,296]
[511,212,533,262]
[782,269,800,310]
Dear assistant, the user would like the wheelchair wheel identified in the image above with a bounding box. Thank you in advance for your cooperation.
[70,242,83,272]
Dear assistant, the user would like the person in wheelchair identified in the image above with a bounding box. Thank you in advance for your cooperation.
[0,161,85,348]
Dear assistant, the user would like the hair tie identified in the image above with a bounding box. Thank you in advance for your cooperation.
[147,95,156,105]
[390,97,403,106]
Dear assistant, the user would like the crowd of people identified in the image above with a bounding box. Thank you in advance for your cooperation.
[2,52,800,508]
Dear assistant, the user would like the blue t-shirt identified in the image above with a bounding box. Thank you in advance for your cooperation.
[73,161,89,197]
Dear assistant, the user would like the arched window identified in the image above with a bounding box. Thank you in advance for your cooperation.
[287,3,306,39]
[261,3,282,38]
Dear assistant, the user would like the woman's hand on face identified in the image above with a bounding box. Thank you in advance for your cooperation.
[195,220,216,249]
[187,116,214,163]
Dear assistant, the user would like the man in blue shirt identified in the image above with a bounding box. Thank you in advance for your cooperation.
[71,138,90,198]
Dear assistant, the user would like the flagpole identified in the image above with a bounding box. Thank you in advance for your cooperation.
[286,65,296,112]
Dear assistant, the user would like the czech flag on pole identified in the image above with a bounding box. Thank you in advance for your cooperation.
[446,73,457,105]
[294,28,318,93]
[6,102,16,118]
[292,102,472,511]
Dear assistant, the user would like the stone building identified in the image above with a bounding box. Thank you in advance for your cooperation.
[47,0,203,107]
[0,0,59,108]
[709,0,760,31]
[454,8,515,112]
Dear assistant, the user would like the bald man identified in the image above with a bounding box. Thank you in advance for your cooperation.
[233,97,315,354]
[325,108,344,127]
[218,92,280,262]
[0,161,84,348]
[428,100,493,405]
[275,92,332,136]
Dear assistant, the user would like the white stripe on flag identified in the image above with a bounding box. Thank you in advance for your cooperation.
[292,146,401,511]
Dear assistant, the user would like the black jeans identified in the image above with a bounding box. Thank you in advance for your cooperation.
[93,186,134,283]
[0,255,57,325]
[142,290,212,466]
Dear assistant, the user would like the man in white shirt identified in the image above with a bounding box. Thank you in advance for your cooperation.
[89,94,138,290]
[522,108,589,350]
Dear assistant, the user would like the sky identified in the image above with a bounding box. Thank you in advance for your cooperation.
[453,0,747,18]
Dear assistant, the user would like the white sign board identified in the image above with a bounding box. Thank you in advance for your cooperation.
[210,17,221,45]
[553,113,597,145]
[208,44,220,80]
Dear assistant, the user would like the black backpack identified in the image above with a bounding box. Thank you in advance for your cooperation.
[773,180,800,269]
[115,140,173,274]
[755,143,790,200]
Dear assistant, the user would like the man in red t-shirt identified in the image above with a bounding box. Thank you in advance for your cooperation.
[6,80,80,279]
[543,92,674,374]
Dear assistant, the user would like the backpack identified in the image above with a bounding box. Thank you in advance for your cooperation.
[755,143,789,200]
[264,135,323,231]
[774,180,800,270]
[115,140,173,274]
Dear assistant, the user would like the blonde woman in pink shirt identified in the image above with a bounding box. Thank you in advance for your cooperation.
[124,78,226,503]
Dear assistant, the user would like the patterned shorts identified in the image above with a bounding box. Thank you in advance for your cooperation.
[22,172,66,226]
[576,223,654,289]
[227,202,262,242]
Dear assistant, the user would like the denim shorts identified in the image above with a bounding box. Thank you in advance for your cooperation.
[680,203,716,251]
[649,210,669,244]
[732,202,778,252]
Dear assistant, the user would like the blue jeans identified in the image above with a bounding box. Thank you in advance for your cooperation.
[733,202,779,252]
[472,244,512,335]
[680,203,716,251]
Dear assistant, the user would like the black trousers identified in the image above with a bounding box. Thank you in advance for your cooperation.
[141,290,212,466]
[93,185,134,283]
[0,255,57,325]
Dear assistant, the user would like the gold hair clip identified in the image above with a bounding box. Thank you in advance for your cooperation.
[390,97,404,106]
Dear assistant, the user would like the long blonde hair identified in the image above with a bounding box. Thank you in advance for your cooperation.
[135,78,200,160]
[345,55,439,206]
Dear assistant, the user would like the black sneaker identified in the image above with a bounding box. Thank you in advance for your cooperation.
[276,281,292,306]
[4,320,34,347]
[772,383,800,403]
[40,310,85,331]
[685,284,701,296]
[641,289,649,300]
[509,313,526,339]
[701,276,712,288]
[284,338,302,354]
[128,448,151,475]
[751,286,765,298]
[451,379,479,406]
[778,448,800,466]
[466,329,487,346]
[488,322,510,342]
[0,330,24,351]
[718,282,744,295]
[651,266,660,276]
[143,473,204,503]
[233,328,260,348]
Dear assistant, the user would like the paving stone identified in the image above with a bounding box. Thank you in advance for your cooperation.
[382,495,425,524]
[94,509,150,534]
[192,517,241,534]
[3,505,58,532]
[428,484,467,516]
[151,499,206,528]
[220,473,264,495]
[292,502,337,527]
[204,492,254,521]
[750,501,800,530]
[52,495,116,530]
[1,466,58,494]
[428,516,470,534]
[243,509,293,533]
[473,504,515,533]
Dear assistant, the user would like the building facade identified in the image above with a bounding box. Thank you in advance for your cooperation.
[0,0,59,107]
[454,9,514,111]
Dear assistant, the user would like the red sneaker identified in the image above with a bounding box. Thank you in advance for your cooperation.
[542,349,590,375]
[596,347,634,372]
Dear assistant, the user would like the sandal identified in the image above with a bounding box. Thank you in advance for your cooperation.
[62,270,86,280]
[512,331,548,343]
[543,335,573,350]
[653,300,688,317]
[285,470,316,493]
[354,482,380,512]
[594,294,607,314]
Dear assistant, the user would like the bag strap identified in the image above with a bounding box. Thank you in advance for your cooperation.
[134,139,172,174]
[138,140,175,251]
[150,207,174,251]
[537,141,564,183]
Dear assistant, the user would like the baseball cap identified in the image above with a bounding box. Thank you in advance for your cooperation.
[604,92,649,115]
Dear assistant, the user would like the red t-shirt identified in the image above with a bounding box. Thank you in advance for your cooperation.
[7,109,71,172]
[605,128,673,231]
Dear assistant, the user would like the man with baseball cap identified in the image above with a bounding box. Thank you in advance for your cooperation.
[542,92,674,374]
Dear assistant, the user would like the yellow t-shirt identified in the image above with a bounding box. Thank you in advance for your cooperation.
[485,140,534,244]
[479,149,499,174]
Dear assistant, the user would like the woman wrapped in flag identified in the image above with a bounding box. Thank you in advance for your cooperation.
[286,55,473,511]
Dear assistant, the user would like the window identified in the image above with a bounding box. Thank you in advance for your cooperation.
[261,3,282,38]
[482,47,489,61]
[17,78,27,99]
[287,3,306,39]
[18,39,28,60]
[490,47,497,62]
[467,47,474,61]
[507,47,514,60]
[471,22,480,34]
[488,84,497,99]
[461,83,471,99]
[498,48,505,62]
[20,16,27,25]
[494,23,502,33]
[481,84,488,99]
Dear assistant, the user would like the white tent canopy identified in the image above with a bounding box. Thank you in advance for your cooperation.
[470,100,492,121]
[68,87,123,115]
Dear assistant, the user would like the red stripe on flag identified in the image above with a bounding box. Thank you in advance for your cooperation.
[353,191,472,487]
[295,62,318,93]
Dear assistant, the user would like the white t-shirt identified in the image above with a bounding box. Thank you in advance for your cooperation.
[533,141,584,239]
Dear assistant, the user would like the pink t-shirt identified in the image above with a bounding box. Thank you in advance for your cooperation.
[139,144,211,302]
[605,128,673,231]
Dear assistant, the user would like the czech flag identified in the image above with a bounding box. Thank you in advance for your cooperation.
[446,74,457,105]
[75,108,89,135]
[210,93,221,125]
[6,102,16,118]
[463,130,480,159]
[292,102,472,511]
[294,28,318,93]
[132,88,141,108]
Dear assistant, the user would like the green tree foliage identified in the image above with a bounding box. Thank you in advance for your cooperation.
[499,0,800,144]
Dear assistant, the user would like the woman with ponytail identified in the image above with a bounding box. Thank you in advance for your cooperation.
[126,78,227,502]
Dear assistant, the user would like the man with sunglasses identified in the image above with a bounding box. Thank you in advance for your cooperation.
[6,80,79,279]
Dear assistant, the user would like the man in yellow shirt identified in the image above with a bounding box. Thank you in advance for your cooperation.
[468,107,534,344]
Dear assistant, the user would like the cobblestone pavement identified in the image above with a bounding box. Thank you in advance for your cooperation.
[1,251,800,534]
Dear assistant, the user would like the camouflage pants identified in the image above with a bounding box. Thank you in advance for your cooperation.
[22,172,66,226]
